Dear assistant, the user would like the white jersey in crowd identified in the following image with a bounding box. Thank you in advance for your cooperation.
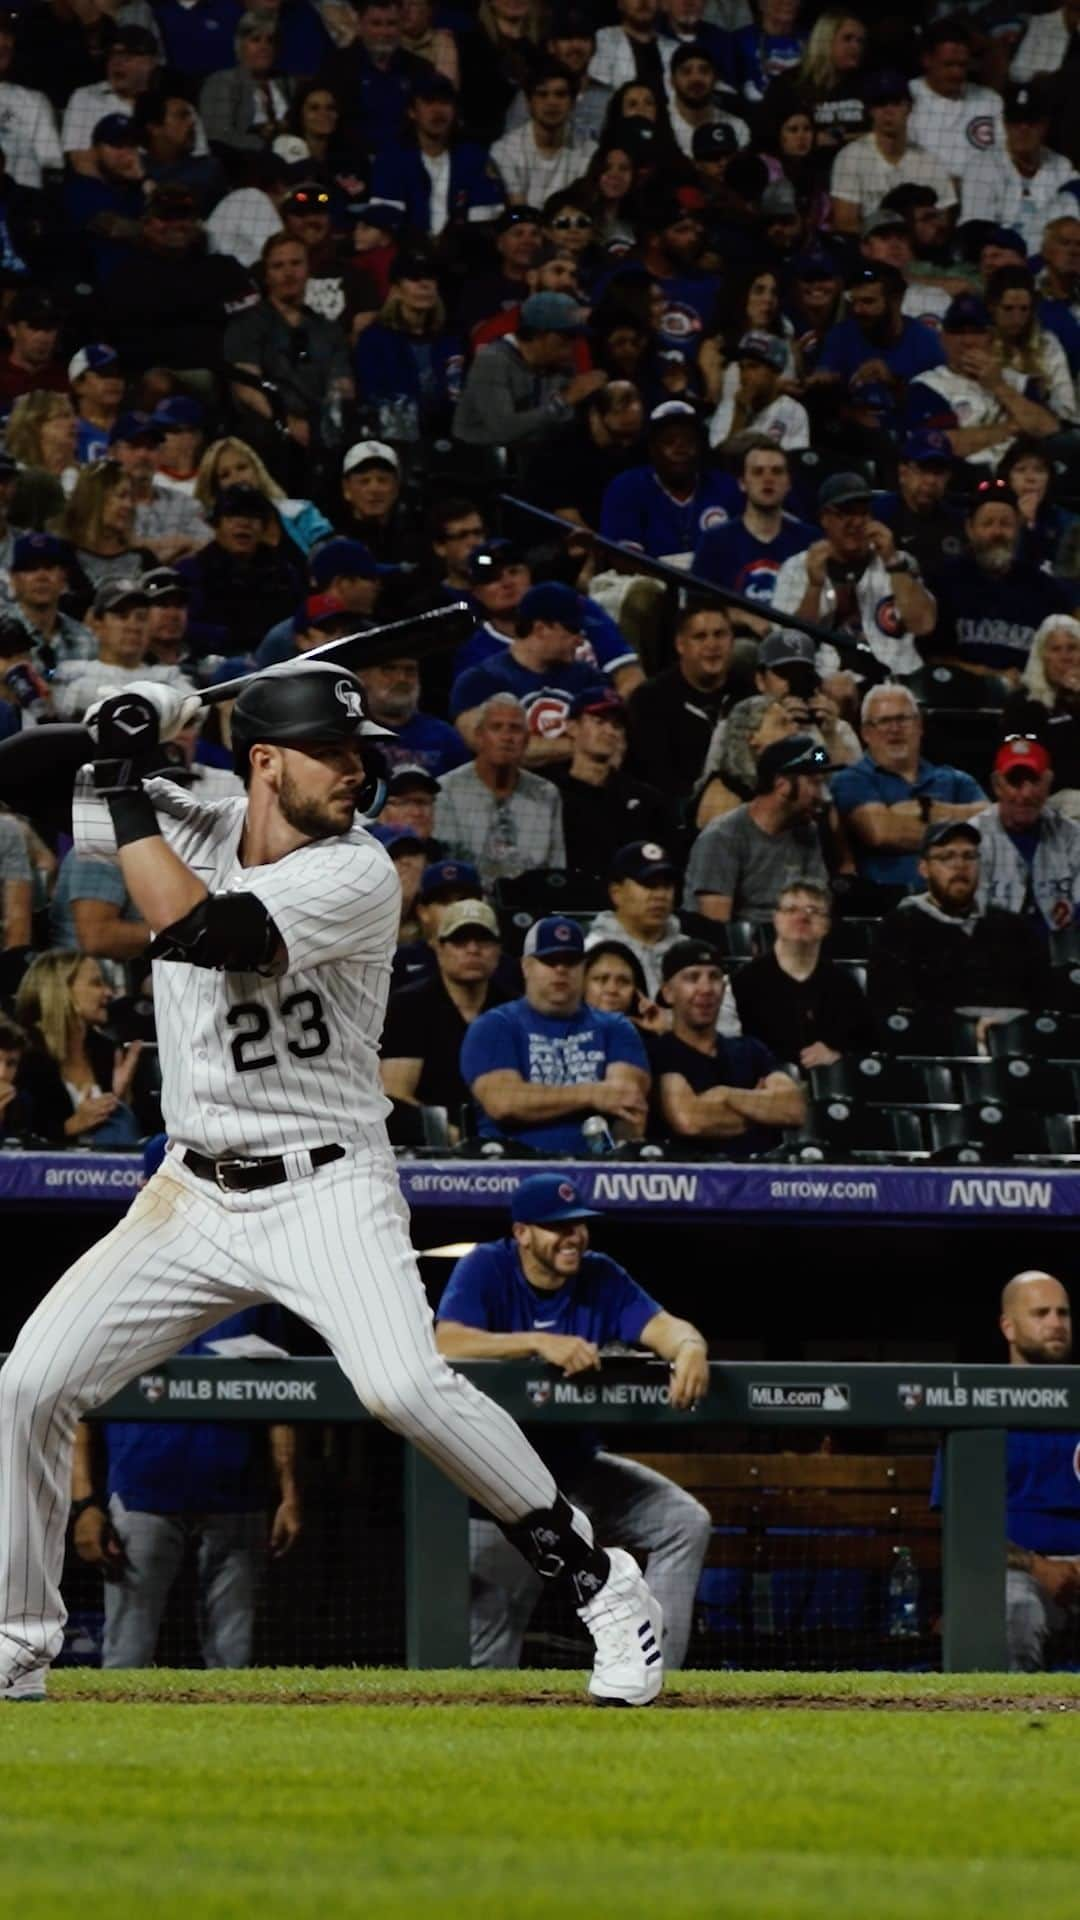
[907,78,1004,180]
[829,133,957,219]
[907,361,1033,467]
[959,147,1079,255]
[0,82,62,189]
[771,548,927,679]
[72,770,400,1158]
[487,123,596,205]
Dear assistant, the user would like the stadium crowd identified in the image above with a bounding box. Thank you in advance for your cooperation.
[4,0,1080,1163]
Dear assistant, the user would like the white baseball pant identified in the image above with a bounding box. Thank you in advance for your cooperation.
[0,1148,557,1684]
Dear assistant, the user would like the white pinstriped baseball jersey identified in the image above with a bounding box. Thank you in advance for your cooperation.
[72,770,400,1157]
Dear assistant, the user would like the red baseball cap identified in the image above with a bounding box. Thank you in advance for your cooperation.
[994,737,1051,778]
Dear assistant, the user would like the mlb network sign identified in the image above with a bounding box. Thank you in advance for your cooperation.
[139,1373,318,1405]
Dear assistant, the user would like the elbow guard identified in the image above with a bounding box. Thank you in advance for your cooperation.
[148,892,283,973]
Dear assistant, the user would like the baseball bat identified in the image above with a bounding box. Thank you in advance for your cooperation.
[200,600,474,704]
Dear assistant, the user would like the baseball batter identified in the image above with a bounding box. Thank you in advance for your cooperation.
[0,664,663,1705]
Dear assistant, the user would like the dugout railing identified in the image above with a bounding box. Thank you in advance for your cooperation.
[35,1355,1079,1673]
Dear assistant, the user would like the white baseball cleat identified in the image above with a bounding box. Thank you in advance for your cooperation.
[1,1666,48,1701]
[578,1547,664,1707]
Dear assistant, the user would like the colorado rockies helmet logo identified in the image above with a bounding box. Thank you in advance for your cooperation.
[335,679,366,720]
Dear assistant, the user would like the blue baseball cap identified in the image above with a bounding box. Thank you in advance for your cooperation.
[68,343,120,383]
[109,409,162,446]
[518,581,584,631]
[793,249,843,280]
[510,1172,601,1225]
[419,858,481,901]
[902,430,952,466]
[369,822,426,854]
[523,915,585,960]
[943,293,991,333]
[310,538,381,588]
[12,531,69,570]
[152,395,203,430]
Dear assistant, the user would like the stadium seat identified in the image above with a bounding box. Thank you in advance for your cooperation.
[951,1105,1080,1162]
[782,1101,925,1162]
[959,1058,1080,1114]
[810,1057,956,1109]
[1048,927,1080,1009]
[986,1014,1080,1063]
[824,920,878,963]
[906,664,1009,711]
[920,708,1002,785]
[494,869,608,918]
[874,1010,982,1059]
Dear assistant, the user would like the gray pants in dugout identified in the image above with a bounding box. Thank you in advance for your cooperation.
[103,1495,265,1669]
[1007,1565,1070,1672]
[470,1452,712,1670]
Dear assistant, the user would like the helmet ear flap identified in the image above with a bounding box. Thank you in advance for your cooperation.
[357,741,388,820]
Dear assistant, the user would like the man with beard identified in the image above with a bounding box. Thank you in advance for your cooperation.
[772,471,936,681]
[683,734,834,925]
[632,192,715,355]
[811,262,945,434]
[930,477,1073,679]
[974,737,1080,934]
[381,897,508,1127]
[783,249,846,380]
[907,293,1059,469]
[357,648,471,779]
[600,400,740,563]
[867,819,1047,1017]
[667,43,748,160]
[871,430,964,581]
[929,1269,1080,1670]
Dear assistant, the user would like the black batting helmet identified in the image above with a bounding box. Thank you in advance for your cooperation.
[230,661,391,815]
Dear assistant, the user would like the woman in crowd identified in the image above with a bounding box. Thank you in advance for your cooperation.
[583,941,666,1035]
[697,266,795,407]
[1002,614,1080,817]
[6,391,80,522]
[769,8,867,150]
[986,266,1076,428]
[62,460,154,604]
[582,139,641,253]
[194,436,334,558]
[997,436,1080,576]
[756,94,832,230]
[199,14,293,157]
[14,950,153,1147]
[353,255,462,448]
[284,80,366,196]
[598,82,682,172]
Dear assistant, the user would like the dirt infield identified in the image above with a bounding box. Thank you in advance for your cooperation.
[49,1684,1080,1712]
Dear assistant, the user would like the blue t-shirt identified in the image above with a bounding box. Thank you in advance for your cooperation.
[379,710,472,778]
[75,417,110,464]
[692,513,815,605]
[461,997,648,1154]
[831,753,985,889]
[104,1308,281,1514]
[931,1432,1080,1554]
[453,597,636,681]
[653,272,719,355]
[818,316,945,387]
[600,465,741,559]
[437,1239,662,1477]
[1039,295,1080,374]
[449,652,606,735]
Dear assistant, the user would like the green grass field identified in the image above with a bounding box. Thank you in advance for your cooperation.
[5,1669,1080,1920]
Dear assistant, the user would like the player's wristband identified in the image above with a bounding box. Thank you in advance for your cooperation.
[103,784,161,848]
[69,1495,105,1523]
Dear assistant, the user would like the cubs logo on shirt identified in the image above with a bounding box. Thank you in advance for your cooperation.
[875,596,903,638]
[699,506,730,533]
[660,301,703,343]
[522,690,573,737]
[966,115,996,150]
[734,557,782,603]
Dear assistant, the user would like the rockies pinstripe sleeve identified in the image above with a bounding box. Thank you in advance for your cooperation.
[242,835,401,969]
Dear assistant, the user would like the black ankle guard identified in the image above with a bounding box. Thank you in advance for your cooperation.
[500,1492,611,1606]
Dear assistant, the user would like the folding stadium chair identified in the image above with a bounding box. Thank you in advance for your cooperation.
[920,708,1002,786]
[905,664,1010,712]
[810,1057,957,1110]
[987,1014,1080,1064]
[1048,927,1080,1010]
[873,1009,982,1060]
[958,1058,1080,1114]
[947,1105,1080,1164]
[781,1100,925,1164]
[494,869,609,918]
[823,919,878,963]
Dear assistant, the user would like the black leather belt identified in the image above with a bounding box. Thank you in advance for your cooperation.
[184,1144,345,1192]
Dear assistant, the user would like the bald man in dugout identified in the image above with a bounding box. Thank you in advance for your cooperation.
[999,1271,1079,1671]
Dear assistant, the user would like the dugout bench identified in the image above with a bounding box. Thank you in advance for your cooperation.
[67,1355,1080,1673]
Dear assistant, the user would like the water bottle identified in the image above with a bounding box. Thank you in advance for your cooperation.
[886,1546,920,1639]
[582,1115,616,1157]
